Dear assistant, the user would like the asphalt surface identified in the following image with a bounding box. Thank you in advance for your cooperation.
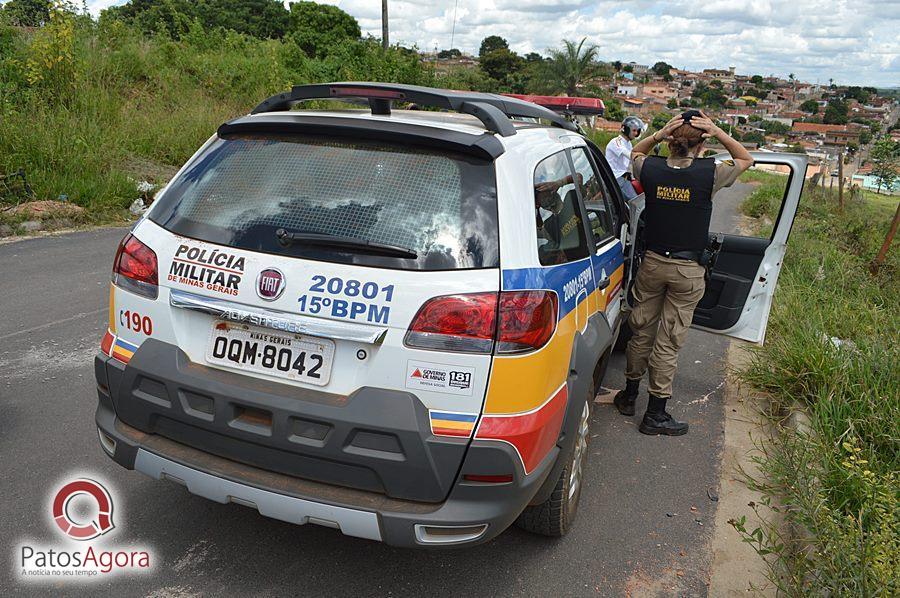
[1,183,752,597]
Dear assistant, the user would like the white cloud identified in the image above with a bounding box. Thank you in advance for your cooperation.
[331,0,900,87]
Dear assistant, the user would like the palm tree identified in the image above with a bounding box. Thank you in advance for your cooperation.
[545,38,600,96]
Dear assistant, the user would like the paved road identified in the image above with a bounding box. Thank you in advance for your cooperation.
[1,184,752,597]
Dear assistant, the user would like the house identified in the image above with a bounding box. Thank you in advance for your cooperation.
[626,62,649,74]
[616,84,638,97]
[791,122,861,148]
[641,82,676,101]
[763,116,795,127]
[593,118,623,133]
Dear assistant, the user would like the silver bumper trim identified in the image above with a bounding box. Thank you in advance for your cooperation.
[134,449,383,541]
[169,289,387,344]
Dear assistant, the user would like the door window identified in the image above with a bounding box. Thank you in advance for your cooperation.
[533,151,590,265]
[570,147,619,247]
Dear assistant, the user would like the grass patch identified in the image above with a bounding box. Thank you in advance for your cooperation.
[734,185,899,595]
[0,16,436,228]
[738,168,788,219]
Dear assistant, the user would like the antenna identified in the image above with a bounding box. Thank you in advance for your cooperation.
[450,0,459,50]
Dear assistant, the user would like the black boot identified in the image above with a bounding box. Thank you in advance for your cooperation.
[613,379,640,416]
[639,394,689,436]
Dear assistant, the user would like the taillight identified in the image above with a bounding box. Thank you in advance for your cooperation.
[405,290,558,354]
[405,292,497,353]
[100,330,115,355]
[112,233,158,299]
[497,291,557,354]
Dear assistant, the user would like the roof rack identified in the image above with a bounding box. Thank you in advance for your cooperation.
[251,82,580,137]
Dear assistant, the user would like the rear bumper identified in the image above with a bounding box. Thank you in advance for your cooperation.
[94,345,558,547]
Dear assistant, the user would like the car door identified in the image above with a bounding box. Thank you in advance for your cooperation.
[568,146,627,331]
[689,152,807,343]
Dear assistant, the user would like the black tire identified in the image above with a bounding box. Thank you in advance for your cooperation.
[515,398,591,537]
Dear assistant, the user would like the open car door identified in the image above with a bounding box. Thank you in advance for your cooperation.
[690,152,807,343]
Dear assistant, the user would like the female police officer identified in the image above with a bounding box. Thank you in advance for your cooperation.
[613,111,754,435]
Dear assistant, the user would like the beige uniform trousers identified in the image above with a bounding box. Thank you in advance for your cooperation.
[625,251,706,398]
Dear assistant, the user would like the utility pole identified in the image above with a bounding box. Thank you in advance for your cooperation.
[838,151,844,212]
[382,0,389,50]
[871,201,899,274]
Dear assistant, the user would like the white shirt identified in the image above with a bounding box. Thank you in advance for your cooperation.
[605,135,633,179]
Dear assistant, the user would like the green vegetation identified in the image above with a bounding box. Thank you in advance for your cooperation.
[869,137,900,194]
[104,0,292,39]
[542,37,600,97]
[799,99,819,114]
[738,169,788,218]
[734,181,899,595]
[651,61,672,76]
[824,98,849,124]
[0,3,437,224]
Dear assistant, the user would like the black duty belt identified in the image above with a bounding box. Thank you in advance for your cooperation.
[649,249,702,262]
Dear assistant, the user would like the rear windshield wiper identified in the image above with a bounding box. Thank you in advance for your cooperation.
[275,229,418,260]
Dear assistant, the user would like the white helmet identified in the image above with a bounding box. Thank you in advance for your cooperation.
[622,116,645,137]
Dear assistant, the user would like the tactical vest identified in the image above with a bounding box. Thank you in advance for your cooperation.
[639,156,715,254]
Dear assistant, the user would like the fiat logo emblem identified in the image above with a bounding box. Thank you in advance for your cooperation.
[256,268,285,301]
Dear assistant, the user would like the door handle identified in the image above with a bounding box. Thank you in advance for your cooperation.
[597,277,610,290]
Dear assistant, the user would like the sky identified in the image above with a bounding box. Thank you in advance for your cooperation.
[69,0,900,87]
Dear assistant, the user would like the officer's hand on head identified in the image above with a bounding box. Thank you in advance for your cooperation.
[689,115,721,139]
[657,115,686,141]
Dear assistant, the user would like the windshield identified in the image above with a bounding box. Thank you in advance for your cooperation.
[150,134,499,271]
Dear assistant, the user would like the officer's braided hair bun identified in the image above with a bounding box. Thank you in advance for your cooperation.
[668,122,705,158]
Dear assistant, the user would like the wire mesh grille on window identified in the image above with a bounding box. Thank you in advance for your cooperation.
[176,137,463,254]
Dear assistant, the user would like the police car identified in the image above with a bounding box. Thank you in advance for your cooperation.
[94,83,805,547]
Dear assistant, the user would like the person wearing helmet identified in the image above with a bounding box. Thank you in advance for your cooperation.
[605,116,645,201]
[613,110,754,436]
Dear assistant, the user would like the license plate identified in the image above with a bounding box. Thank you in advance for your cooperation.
[206,323,335,386]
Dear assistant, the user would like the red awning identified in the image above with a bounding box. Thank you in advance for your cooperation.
[503,94,605,116]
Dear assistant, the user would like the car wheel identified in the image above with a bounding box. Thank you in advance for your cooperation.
[515,397,591,537]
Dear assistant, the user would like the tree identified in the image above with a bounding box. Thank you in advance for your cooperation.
[742,131,765,144]
[651,61,672,76]
[437,48,461,59]
[823,99,848,124]
[478,35,508,58]
[667,97,678,109]
[870,137,899,194]
[2,0,50,26]
[692,82,727,108]
[103,0,195,38]
[750,75,763,85]
[479,48,523,83]
[604,97,625,121]
[205,0,290,38]
[104,0,291,39]
[524,52,543,63]
[844,86,871,105]
[800,99,819,114]
[289,1,360,57]
[651,111,672,130]
[544,37,599,96]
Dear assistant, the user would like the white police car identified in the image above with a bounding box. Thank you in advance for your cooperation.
[94,83,805,547]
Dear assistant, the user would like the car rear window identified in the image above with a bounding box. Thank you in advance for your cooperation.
[150,134,499,270]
